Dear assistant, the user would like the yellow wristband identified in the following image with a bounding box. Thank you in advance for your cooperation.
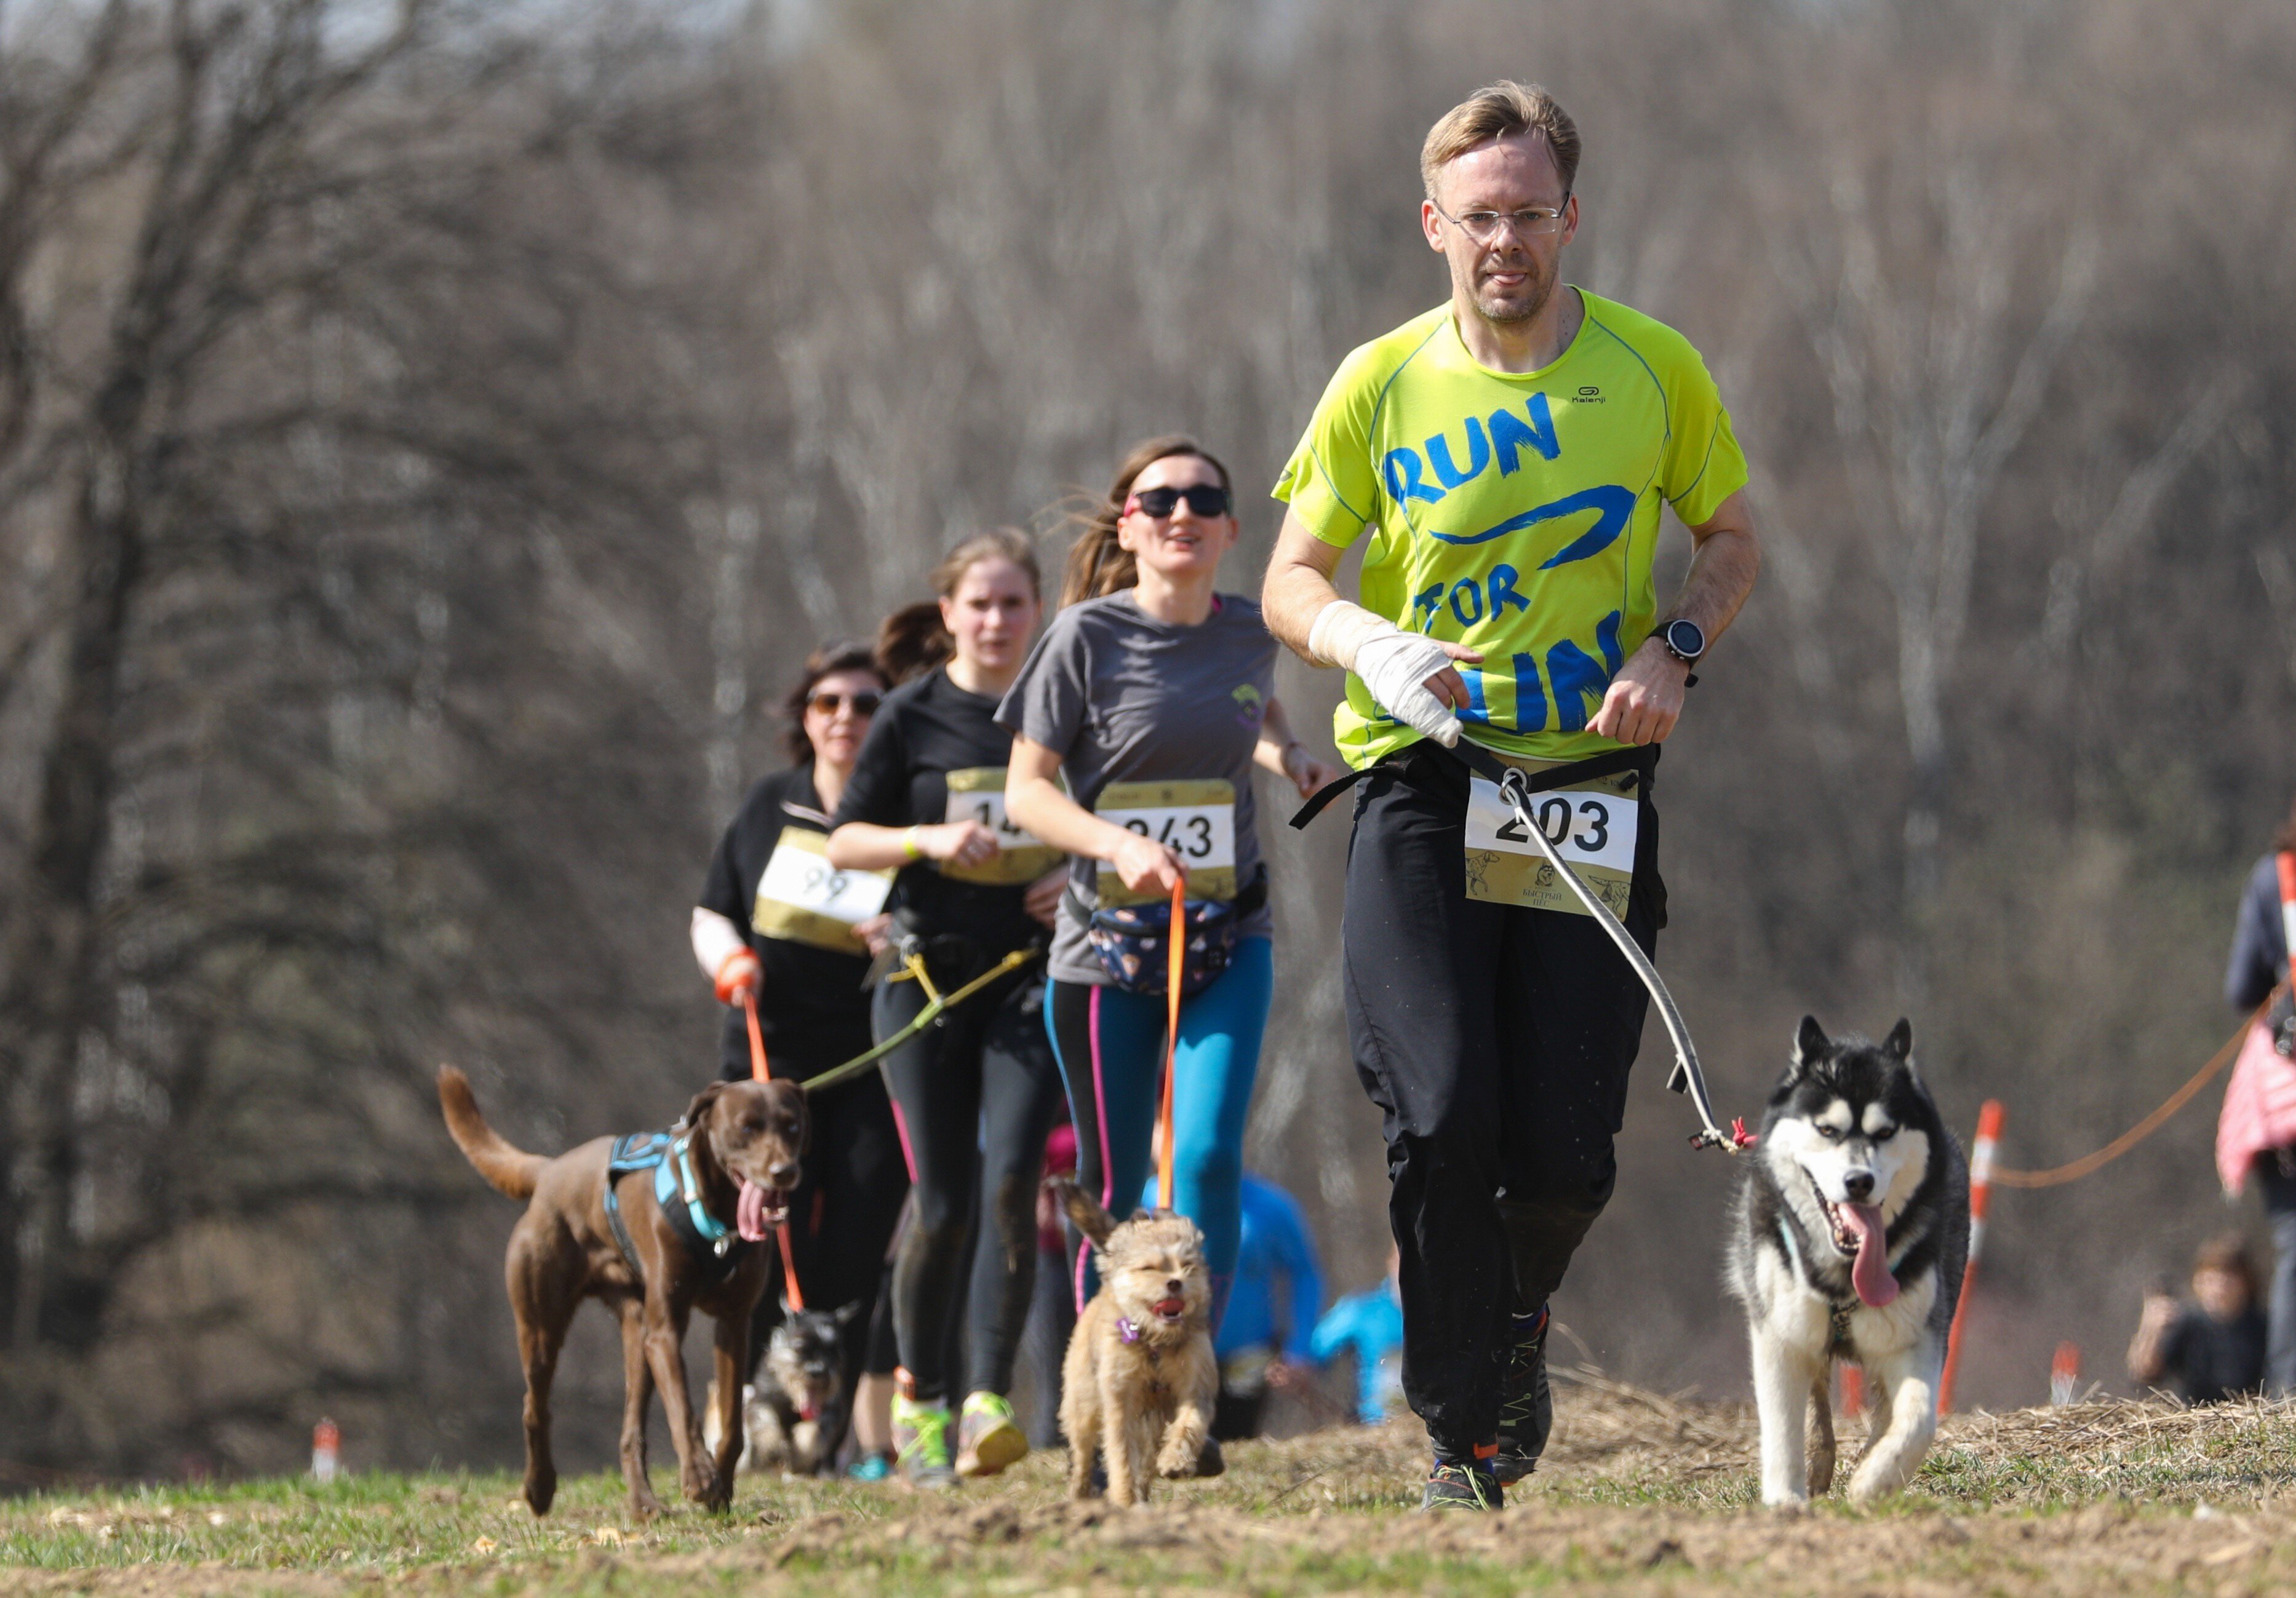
[902,826,924,861]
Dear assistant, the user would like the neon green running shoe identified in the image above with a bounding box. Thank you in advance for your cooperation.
[955,1391,1027,1479]
[892,1396,956,1489]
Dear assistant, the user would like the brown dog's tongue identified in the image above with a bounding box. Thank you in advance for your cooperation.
[1841,1203,1898,1306]
[736,1180,771,1243]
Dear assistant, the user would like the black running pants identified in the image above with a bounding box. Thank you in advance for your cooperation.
[875,963,1063,1403]
[1342,743,1659,1458]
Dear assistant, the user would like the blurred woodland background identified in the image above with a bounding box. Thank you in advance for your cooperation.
[1,0,2292,1478]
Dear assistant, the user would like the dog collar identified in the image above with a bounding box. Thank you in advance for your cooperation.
[1116,1316,1141,1345]
[666,1132,735,1255]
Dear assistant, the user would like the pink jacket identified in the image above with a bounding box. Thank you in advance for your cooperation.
[2216,1019,2296,1195]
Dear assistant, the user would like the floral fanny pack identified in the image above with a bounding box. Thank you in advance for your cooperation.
[1070,872,1266,999]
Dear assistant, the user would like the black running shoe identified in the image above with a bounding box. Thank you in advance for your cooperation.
[1421,1457,1504,1512]
[1192,1436,1225,1478]
[1492,1304,1552,1485]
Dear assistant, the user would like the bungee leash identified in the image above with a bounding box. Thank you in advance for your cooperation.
[1451,739,1753,1155]
[781,942,1042,1098]
[1155,875,1184,1211]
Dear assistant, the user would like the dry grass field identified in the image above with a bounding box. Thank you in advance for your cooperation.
[4,1375,2293,1595]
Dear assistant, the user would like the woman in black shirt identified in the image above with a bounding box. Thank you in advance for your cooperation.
[827,530,1066,1487]
[693,642,909,1463]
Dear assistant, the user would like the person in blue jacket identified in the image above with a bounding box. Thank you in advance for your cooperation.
[1144,1170,1323,1438]
[1312,1249,1406,1426]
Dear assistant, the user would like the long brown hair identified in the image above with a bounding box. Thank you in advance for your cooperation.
[781,641,883,765]
[1058,435,1234,610]
[2275,793,2296,855]
[875,528,1042,685]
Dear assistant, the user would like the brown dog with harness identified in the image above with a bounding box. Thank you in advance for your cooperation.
[437,1065,807,1519]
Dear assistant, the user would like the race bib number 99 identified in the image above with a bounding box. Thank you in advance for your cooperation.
[1094,779,1237,907]
[1462,766,1638,918]
[752,828,893,954]
[942,767,1065,885]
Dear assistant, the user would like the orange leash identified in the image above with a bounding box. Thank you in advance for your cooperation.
[742,988,807,1311]
[1155,876,1184,1212]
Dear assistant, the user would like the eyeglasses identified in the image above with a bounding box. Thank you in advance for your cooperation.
[806,690,882,716]
[1125,484,1232,520]
[1432,196,1571,245]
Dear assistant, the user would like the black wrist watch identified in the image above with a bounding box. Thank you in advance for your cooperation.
[1660,618,1705,685]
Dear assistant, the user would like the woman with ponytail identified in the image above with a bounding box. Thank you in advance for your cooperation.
[1000,437,1336,1473]
[824,530,1067,1487]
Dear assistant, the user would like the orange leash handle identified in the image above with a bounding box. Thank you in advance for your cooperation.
[1155,875,1184,1213]
[741,988,806,1311]
[2278,851,2296,993]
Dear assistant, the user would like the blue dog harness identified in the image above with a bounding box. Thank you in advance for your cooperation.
[603,1128,747,1284]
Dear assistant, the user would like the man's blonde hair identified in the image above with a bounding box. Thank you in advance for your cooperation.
[1420,81,1580,201]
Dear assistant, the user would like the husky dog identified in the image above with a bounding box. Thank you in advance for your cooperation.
[1724,1017,1968,1507]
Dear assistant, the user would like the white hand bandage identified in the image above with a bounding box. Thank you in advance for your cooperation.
[1307,601,1464,749]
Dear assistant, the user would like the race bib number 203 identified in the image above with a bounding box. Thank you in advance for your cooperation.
[1462,767,1638,918]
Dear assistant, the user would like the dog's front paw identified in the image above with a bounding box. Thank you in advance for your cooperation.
[1761,1491,1811,1514]
[1155,1441,1197,1479]
[687,1460,731,1513]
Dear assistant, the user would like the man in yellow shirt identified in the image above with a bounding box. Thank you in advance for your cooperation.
[1263,81,1759,1511]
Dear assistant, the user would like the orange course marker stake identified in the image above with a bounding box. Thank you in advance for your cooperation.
[742,988,806,1311]
[1155,876,1185,1213]
[1938,1099,2004,1415]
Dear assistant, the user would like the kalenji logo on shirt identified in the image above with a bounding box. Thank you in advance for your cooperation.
[1571,385,1605,403]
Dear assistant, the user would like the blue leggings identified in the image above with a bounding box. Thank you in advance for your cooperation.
[1044,936,1274,1328]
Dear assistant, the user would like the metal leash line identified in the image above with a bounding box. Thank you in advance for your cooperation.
[1481,752,1752,1155]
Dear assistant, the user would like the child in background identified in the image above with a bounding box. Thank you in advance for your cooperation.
[2127,1234,2268,1404]
[1311,1247,1406,1426]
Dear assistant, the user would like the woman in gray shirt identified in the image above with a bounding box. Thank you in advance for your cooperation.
[1001,435,1334,1359]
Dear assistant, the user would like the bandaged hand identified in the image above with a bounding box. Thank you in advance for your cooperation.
[1309,601,1477,749]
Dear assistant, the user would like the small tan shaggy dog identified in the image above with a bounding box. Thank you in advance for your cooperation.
[1052,1180,1218,1507]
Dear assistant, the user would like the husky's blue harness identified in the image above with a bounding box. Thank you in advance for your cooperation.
[603,1129,746,1284]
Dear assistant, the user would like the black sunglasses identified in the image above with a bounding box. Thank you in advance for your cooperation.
[1125,483,1232,519]
[806,690,882,715]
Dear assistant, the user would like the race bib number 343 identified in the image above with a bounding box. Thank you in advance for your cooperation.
[1095,778,1237,907]
[1462,768,1638,918]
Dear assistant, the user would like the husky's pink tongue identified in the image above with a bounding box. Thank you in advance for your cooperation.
[1841,1203,1898,1306]
[736,1180,772,1243]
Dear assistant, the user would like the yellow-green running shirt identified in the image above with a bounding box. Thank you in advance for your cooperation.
[1274,291,1747,769]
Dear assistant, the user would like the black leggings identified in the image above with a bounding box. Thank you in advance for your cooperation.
[720,1052,909,1396]
[875,963,1062,1403]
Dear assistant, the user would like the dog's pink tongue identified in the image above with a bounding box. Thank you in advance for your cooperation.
[1842,1203,1899,1306]
[736,1180,771,1243]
